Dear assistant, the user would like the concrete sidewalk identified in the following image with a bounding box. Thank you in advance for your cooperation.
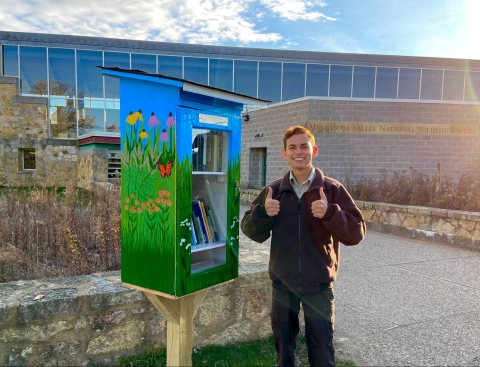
[239,205,480,366]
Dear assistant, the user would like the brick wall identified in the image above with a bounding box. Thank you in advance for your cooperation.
[241,98,480,187]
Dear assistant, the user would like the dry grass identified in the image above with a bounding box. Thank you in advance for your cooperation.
[0,183,120,283]
[347,168,480,212]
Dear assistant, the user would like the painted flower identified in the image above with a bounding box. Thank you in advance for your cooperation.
[165,191,171,197]
[130,193,135,198]
[156,197,161,203]
[148,207,153,212]
[139,129,148,139]
[148,112,159,128]
[124,205,129,210]
[138,208,143,213]
[166,112,176,127]
[160,129,168,142]
[134,200,139,206]
[133,109,143,122]
[126,111,137,125]
[141,203,146,209]
[126,197,130,203]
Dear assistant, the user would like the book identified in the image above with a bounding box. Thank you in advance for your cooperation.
[191,216,198,246]
[192,214,205,244]
[205,202,219,242]
[198,200,213,242]
[192,200,209,244]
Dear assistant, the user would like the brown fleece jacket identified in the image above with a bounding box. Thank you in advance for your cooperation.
[241,168,366,293]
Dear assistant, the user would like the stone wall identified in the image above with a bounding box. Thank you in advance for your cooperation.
[0,270,272,366]
[240,189,480,251]
[358,201,480,251]
[77,149,109,190]
[241,98,480,186]
[0,76,78,187]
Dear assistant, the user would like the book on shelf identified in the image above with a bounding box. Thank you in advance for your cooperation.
[205,205,220,241]
[192,200,209,244]
[192,212,205,244]
[201,199,219,242]
[191,217,198,246]
[198,200,213,242]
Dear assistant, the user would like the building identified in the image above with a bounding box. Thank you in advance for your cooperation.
[1,31,479,188]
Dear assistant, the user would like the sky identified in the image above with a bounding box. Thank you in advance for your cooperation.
[0,0,479,60]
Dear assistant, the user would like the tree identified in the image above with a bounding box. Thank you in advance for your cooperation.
[29,81,97,137]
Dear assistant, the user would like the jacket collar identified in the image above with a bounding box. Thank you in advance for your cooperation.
[280,167,325,193]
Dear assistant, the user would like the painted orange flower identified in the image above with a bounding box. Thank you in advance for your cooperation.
[126,197,130,203]
[124,205,129,210]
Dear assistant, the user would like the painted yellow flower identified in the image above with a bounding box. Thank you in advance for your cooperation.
[139,129,148,139]
[133,109,143,122]
[126,111,137,125]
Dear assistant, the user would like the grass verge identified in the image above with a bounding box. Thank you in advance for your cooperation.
[118,336,355,367]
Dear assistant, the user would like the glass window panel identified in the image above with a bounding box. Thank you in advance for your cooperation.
[158,55,182,78]
[48,48,75,97]
[77,50,103,99]
[50,99,77,138]
[19,46,47,95]
[398,68,420,99]
[2,45,19,76]
[306,64,328,97]
[131,53,156,74]
[184,57,208,84]
[106,102,120,132]
[352,66,375,98]
[77,99,104,134]
[233,60,257,97]
[376,67,398,99]
[329,65,352,97]
[104,52,130,99]
[22,149,36,170]
[443,70,464,101]
[420,69,442,100]
[282,63,306,101]
[465,71,480,102]
[209,59,233,91]
[258,62,281,103]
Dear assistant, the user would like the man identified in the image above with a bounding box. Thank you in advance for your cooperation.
[241,125,365,367]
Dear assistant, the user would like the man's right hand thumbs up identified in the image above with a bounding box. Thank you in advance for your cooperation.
[264,186,280,217]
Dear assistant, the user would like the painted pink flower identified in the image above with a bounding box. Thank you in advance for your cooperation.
[130,207,136,213]
[167,200,172,207]
[156,197,161,203]
[160,129,168,142]
[130,193,135,198]
[134,200,139,206]
[124,205,129,210]
[148,207,153,212]
[138,208,143,213]
[154,206,160,212]
[141,203,146,209]
[166,112,176,127]
[165,191,171,197]
[126,197,130,203]
[148,112,159,128]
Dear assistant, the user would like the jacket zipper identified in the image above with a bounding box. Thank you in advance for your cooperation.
[298,197,301,293]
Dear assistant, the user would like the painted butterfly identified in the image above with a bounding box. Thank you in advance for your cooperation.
[158,160,173,178]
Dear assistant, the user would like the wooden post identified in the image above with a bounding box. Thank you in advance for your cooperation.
[142,288,208,367]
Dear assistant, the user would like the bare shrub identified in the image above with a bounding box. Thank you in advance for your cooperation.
[0,185,120,282]
[350,169,480,212]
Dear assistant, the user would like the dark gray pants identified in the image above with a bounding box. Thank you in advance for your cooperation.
[270,287,335,367]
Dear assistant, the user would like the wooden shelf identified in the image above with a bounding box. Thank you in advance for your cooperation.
[191,242,225,253]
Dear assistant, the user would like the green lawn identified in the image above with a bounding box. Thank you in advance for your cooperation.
[119,336,355,367]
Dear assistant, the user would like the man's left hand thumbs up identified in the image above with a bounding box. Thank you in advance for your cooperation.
[311,187,329,219]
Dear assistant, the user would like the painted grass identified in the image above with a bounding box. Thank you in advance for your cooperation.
[118,336,356,367]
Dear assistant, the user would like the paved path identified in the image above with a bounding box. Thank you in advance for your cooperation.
[239,205,480,366]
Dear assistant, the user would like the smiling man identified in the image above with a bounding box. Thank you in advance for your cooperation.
[241,125,366,367]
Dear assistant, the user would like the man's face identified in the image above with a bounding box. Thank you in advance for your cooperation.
[282,133,318,170]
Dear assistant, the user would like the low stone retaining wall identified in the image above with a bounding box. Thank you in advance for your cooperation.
[240,189,480,251]
[357,201,480,251]
[0,269,272,366]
